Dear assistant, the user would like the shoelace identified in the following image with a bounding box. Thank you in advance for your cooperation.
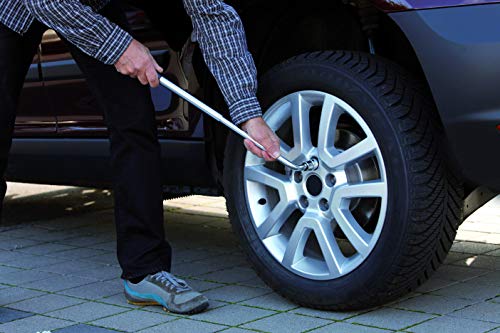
[151,271,191,292]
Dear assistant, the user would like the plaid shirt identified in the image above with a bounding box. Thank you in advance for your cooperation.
[0,0,261,125]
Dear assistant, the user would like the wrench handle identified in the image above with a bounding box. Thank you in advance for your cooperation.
[158,76,302,170]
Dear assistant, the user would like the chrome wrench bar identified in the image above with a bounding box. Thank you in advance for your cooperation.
[158,76,316,171]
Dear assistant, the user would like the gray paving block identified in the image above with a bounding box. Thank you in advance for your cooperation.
[218,328,256,333]
[203,285,269,303]
[53,248,109,260]
[293,307,361,321]
[0,314,72,333]
[237,277,271,289]
[466,271,500,286]
[18,243,75,255]
[433,265,490,282]
[59,280,123,299]
[55,324,120,333]
[88,241,116,252]
[0,286,46,306]
[0,237,40,250]
[0,269,59,285]
[449,301,500,323]
[0,307,33,323]
[47,301,128,322]
[431,281,500,301]
[3,253,66,269]
[409,316,498,333]
[67,264,121,281]
[391,294,476,315]
[486,249,500,256]
[139,318,227,333]
[199,266,258,284]
[310,322,391,333]
[0,265,23,275]
[22,274,96,292]
[57,236,110,248]
[90,309,174,332]
[416,277,459,293]
[183,278,225,292]
[36,260,101,275]
[173,248,217,264]
[81,253,119,266]
[451,241,500,254]
[348,308,434,331]
[445,252,475,264]
[0,251,40,265]
[191,304,274,326]
[241,293,298,311]
[243,312,331,333]
[8,293,84,314]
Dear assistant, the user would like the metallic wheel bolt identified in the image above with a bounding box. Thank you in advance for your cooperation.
[326,174,336,187]
[299,195,309,208]
[319,198,329,211]
[294,172,303,183]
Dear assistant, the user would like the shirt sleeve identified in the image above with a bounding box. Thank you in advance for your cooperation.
[183,0,262,125]
[23,0,132,65]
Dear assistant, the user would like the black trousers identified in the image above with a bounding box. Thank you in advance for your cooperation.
[0,3,171,279]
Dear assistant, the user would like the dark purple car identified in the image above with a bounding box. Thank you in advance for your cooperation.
[8,0,500,309]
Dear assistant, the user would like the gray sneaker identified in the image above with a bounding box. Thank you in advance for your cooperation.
[123,271,209,314]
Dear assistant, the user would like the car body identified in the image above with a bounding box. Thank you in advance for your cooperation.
[9,0,500,199]
[6,0,500,309]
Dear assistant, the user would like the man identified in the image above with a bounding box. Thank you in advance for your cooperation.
[0,0,281,314]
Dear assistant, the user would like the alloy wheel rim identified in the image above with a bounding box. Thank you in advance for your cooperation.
[244,91,388,280]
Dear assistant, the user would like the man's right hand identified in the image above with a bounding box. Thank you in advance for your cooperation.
[114,39,163,88]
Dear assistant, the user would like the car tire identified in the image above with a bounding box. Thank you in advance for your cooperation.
[223,51,464,310]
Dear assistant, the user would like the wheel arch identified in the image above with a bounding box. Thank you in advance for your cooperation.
[202,0,450,187]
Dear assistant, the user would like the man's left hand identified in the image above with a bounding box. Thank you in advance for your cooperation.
[241,117,281,162]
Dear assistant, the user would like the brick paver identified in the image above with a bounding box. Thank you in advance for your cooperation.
[1,183,500,333]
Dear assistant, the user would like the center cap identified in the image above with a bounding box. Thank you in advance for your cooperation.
[306,174,322,196]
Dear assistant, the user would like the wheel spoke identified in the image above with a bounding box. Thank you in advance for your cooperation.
[333,180,387,201]
[257,200,296,239]
[311,217,344,277]
[323,136,378,170]
[282,217,310,268]
[332,208,372,257]
[245,165,291,194]
[318,95,343,162]
[290,93,313,154]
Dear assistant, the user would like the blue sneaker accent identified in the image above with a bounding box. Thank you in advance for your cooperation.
[123,280,168,308]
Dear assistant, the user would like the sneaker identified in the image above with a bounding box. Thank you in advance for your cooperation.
[123,271,209,314]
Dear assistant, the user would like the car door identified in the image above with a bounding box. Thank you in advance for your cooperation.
[15,48,56,137]
[41,3,187,138]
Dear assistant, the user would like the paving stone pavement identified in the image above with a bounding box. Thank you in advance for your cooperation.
[0,183,499,333]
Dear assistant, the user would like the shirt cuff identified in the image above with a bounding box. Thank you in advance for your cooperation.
[94,25,133,65]
[230,96,263,125]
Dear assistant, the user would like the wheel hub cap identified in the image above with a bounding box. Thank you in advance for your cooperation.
[305,174,322,196]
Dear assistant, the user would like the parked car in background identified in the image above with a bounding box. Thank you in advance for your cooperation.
[8,0,500,310]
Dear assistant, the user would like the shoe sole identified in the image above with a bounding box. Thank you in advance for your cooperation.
[126,299,209,315]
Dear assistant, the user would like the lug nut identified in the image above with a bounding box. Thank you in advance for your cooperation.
[294,171,303,183]
[299,195,309,209]
[319,198,329,211]
[326,174,336,187]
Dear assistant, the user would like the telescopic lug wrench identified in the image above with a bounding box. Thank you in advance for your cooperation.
[158,76,319,172]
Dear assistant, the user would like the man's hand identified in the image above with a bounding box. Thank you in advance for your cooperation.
[114,39,163,88]
[241,117,281,162]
